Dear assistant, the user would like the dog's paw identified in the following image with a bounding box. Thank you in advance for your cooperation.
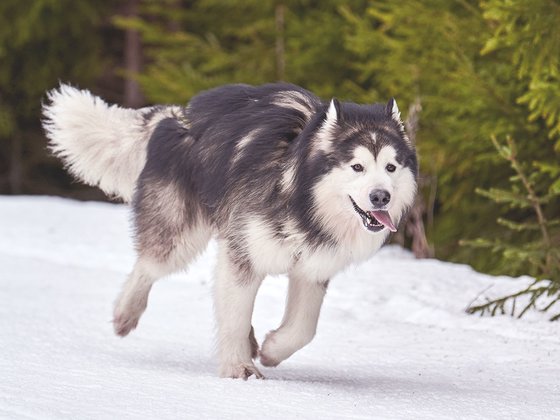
[259,331,283,367]
[260,326,313,367]
[259,352,281,368]
[220,362,265,380]
[113,290,149,337]
[113,308,140,337]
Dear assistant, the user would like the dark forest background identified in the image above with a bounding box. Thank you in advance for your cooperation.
[1,0,559,302]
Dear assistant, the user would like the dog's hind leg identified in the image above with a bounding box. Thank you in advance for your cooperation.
[260,275,328,367]
[113,180,211,336]
[113,256,166,336]
[214,240,264,379]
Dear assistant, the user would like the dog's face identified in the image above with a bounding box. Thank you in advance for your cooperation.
[311,99,417,237]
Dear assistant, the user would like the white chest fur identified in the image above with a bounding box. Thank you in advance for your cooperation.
[293,228,387,282]
[244,216,387,281]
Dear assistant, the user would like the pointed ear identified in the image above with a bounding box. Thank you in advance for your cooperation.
[386,97,412,145]
[313,98,340,156]
[326,98,341,125]
[386,97,401,122]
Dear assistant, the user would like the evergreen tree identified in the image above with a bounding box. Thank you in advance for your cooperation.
[482,0,560,146]
[113,0,366,103]
[113,0,278,103]
[464,135,560,319]
[0,0,112,196]
[463,0,560,319]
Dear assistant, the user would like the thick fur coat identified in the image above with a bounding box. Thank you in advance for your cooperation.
[43,82,417,379]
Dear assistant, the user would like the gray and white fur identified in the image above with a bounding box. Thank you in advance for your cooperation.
[43,82,418,379]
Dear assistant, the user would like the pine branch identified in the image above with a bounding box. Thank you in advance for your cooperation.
[497,217,541,231]
[491,135,552,248]
[465,133,559,321]
[475,187,532,208]
[467,280,560,321]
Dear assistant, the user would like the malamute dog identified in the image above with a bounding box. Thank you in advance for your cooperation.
[43,83,417,379]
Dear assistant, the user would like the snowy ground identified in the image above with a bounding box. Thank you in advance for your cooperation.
[0,196,558,419]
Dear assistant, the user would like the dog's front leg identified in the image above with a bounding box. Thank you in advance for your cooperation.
[214,241,264,379]
[260,274,328,367]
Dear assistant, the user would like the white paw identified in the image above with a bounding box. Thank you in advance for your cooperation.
[113,307,141,336]
[260,327,314,367]
[219,362,265,380]
[113,294,148,337]
[259,331,284,367]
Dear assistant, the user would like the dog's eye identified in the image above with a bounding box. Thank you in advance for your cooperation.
[351,164,364,172]
[386,164,396,173]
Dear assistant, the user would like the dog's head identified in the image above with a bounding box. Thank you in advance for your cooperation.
[310,98,418,237]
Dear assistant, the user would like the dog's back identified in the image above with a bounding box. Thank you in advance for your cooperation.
[187,82,319,135]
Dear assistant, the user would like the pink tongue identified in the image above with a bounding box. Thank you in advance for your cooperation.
[370,211,397,232]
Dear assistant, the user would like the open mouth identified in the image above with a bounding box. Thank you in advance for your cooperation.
[349,196,397,233]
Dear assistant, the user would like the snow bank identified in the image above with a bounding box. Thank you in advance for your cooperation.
[0,196,558,419]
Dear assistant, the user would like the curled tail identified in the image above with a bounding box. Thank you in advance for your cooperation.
[42,84,183,202]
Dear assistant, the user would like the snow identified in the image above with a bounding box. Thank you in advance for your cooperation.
[0,196,558,419]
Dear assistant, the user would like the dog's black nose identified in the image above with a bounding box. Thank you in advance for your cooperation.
[370,189,391,208]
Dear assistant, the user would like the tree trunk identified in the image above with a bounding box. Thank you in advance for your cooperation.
[124,0,144,108]
[275,3,285,81]
[405,98,434,258]
[9,134,22,194]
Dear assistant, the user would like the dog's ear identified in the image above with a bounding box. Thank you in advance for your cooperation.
[326,98,341,124]
[386,97,406,130]
[386,98,412,145]
[313,99,341,155]
[386,97,401,122]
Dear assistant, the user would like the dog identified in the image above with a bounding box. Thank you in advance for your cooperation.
[42,82,418,379]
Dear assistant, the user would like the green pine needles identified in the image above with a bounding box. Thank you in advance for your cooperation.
[463,135,560,320]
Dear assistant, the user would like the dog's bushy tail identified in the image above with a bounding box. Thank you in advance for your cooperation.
[43,84,181,202]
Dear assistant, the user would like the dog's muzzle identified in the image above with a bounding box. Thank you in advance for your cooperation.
[349,196,397,233]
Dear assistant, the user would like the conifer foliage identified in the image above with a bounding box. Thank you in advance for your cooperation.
[463,135,560,320]
[463,0,560,319]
